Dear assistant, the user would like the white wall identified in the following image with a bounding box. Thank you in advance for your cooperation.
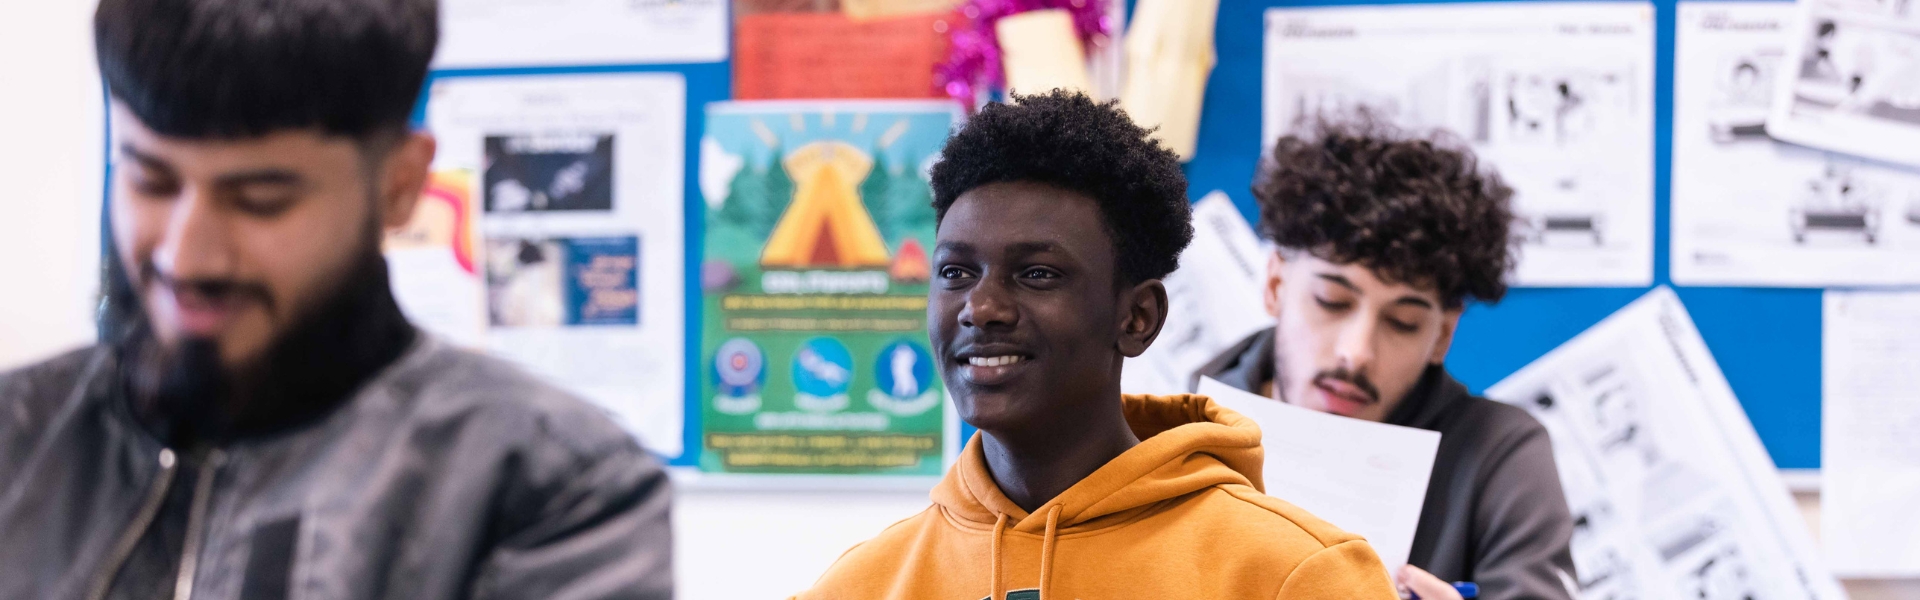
[0,0,104,370]
[674,486,929,598]
[6,4,1919,600]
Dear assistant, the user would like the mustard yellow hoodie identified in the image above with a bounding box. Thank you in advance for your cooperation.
[795,394,1401,599]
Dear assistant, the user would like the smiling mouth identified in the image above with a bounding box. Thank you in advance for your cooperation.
[966,355,1027,367]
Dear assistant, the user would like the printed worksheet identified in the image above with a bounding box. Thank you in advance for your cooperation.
[1822,289,1920,577]
[436,0,727,68]
[1672,2,1920,286]
[1264,3,1656,286]
[1200,377,1440,571]
[421,73,688,457]
[1767,0,1920,168]
[1486,288,1845,600]
[1121,192,1272,395]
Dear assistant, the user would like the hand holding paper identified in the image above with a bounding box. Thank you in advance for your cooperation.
[1197,377,1440,570]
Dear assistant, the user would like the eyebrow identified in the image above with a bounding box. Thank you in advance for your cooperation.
[214,169,303,188]
[1315,273,1437,309]
[119,142,305,189]
[119,143,173,174]
[934,240,1063,256]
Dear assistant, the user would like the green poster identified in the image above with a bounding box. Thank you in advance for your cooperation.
[697,101,956,475]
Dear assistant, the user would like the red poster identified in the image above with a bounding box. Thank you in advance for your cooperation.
[733,12,954,100]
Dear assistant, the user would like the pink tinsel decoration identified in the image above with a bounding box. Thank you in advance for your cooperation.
[936,0,1113,110]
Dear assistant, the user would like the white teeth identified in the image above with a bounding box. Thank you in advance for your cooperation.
[967,355,1026,367]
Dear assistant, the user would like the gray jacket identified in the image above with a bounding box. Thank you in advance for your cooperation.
[1196,329,1576,600]
[0,337,673,600]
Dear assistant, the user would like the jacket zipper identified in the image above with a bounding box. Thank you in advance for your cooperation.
[83,447,181,600]
[171,449,225,600]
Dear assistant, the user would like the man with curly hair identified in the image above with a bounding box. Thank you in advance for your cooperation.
[1197,121,1577,600]
[795,92,1399,599]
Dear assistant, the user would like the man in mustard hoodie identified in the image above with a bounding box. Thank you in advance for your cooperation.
[795,91,1400,599]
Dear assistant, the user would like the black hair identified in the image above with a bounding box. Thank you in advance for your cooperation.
[929,90,1193,284]
[1254,118,1516,309]
[94,0,438,141]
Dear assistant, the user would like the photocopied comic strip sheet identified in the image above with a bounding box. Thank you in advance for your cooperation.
[1672,2,1920,286]
[1264,3,1656,287]
[1122,192,1272,396]
[417,73,689,457]
[1487,288,1844,600]
[1767,0,1920,169]
[1822,290,1920,577]
[435,0,727,69]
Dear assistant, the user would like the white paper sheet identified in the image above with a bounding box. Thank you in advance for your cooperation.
[1263,3,1656,287]
[1197,377,1440,571]
[1767,0,1920,169]
[1486,288,1845,600]
[1822,289,1920,577]
[1122,192,1272,395]
[436,0,727,69]
[422,73,688,458]
[1672,2,1920,286]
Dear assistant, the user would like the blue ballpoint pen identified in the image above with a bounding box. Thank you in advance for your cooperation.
[1404,582,1478,599]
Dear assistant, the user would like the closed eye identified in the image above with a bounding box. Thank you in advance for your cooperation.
[1313,296,1352,312]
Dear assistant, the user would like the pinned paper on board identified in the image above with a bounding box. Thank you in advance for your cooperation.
[1671,2,1920,287]
[422,73,689,458]
[734,11,953,100]
[1766,0,1920,169]
[1120,0,1220,161]
[385,169,487,348]
[1487,288,1844,600]
[697,100,958,476]
[436,0,727,68]
[996,9,1092,96]
[1822,289,1920,577]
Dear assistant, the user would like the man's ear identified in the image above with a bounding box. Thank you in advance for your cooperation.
[378,132,437,229]
[1263,251,1287,318]
[1117,279,1170,358]
[1428,308,1464,365]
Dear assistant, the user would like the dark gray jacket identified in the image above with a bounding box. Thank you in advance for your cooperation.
[0,337,673,600]
[1196,329,1576,600]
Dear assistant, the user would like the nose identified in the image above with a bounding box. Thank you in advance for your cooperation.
[151,187,236,282]
[957,273,1017,331]
[1333,317,1378,374]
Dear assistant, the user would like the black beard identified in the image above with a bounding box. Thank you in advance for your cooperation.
[113,247,416,448]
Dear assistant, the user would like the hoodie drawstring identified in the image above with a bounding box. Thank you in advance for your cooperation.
[989,513,1007,600]
[1039,506,1060,600]
[986,507,1063,600]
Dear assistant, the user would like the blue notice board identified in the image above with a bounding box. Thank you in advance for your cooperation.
[396,0,1820,469]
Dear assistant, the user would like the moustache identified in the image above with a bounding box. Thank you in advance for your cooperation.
[141,261,276,313]
[1313,367,1380,404]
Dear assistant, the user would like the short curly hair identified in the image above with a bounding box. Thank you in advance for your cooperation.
[931,90,1193,284]
[1255,119,1515,308]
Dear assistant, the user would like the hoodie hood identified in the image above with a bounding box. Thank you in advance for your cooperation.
[933,393,1267,534]
[798,391,1403,600]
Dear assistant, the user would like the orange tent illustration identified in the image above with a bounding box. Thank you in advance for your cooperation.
[760,141,892,269]
[890,238,929,282]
